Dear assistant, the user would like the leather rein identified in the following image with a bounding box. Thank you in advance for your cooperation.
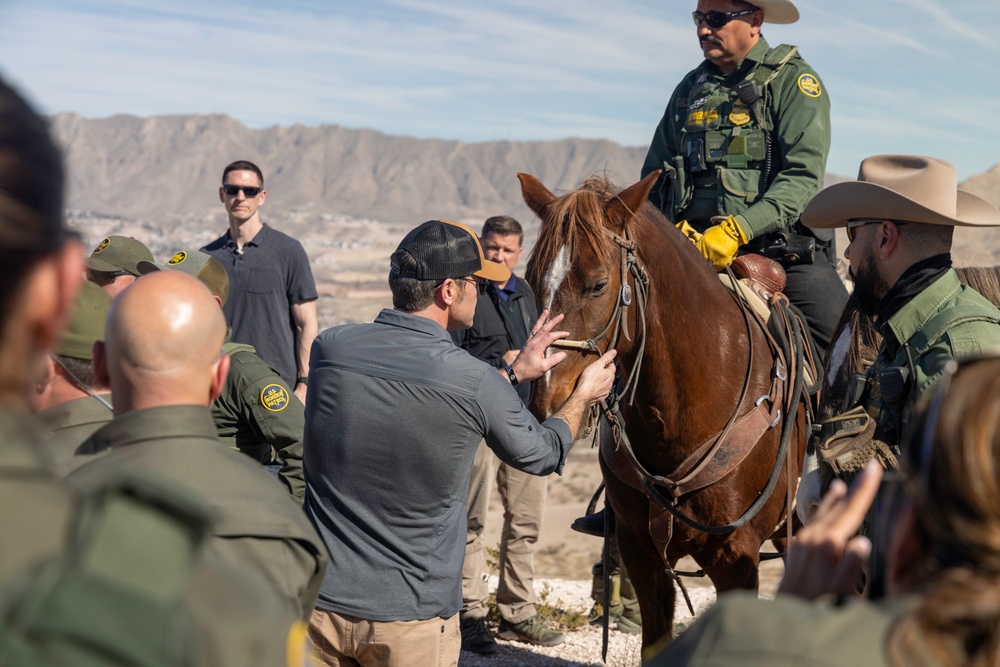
[548,226,804,536]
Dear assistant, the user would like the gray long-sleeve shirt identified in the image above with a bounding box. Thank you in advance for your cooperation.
[303,308,572,621]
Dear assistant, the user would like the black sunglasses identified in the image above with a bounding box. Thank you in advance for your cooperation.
[465,277,489,295]
[692,8,757,28]
[221,184,262,198]
[846,219,909,243]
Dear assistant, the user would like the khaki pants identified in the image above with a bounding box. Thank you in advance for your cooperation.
[309,608,459,667]
[461,440,548,623]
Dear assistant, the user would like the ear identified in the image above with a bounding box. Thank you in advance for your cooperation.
[25,240,84,353]
[258,189,266,207]
[28,356,56,412]
[877,220,902,260]
[92,340,111,389]
[213,295,223,308]
[219,186,225,204]
[435,278,460,308]
[208,353,231,405]
[605,170,660,234]
[518,173,557,218]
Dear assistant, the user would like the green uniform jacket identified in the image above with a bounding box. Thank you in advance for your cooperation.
[216,340,306,504]
[68,404,327,621]
[36,393,113,466]
[647,592,905,666]
[865,269,1000,450]
[0,405,304,666]
[641,37,831,239]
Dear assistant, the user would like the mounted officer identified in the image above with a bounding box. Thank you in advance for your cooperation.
[642,0,847,356]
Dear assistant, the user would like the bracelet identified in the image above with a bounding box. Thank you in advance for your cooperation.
[502,364,519,387]
[296,376,309,386]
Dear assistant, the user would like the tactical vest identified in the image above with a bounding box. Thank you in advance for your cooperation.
[670,44,799,226]
[862,303,1000,452]
[0,472,213,666]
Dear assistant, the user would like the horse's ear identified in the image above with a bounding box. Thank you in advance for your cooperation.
[518,173,557,217]
[605,170,661,232]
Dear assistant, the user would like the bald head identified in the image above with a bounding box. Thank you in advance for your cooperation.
[98,271,230,414]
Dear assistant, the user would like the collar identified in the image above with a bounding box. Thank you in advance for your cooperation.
[91,405,218,450]
[38,395,113,433]
[224,224,269,250]
[881,268,963,353]
[376,308,453,343]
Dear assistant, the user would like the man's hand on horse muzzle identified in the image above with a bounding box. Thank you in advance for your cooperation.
[676,215,748,271]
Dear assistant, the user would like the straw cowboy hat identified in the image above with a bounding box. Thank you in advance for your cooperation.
[754,0,799,25]
[802,154,1000,229]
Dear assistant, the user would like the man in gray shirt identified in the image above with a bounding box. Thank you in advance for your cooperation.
[304,219,616,667]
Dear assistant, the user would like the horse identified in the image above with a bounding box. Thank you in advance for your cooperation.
[798,265,1000,518]
[519,171,810,648]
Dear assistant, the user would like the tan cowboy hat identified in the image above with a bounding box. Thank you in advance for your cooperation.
[802,155,1000,229]
[754,0,800,25]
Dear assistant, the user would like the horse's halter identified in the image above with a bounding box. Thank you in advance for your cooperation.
[548,225,650,405]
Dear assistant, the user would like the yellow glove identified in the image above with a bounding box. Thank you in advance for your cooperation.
[675,220,703,244]
[694,215,748,271]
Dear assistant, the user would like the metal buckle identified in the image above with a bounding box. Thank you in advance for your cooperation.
[770,410,782,429]
[755,394,770,406]
[775,362,786,382]
[621,284,633,306]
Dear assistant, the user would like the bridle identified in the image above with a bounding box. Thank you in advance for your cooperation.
[547,226,650,405]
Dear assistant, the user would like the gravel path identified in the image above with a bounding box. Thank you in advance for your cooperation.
[458,578,718,667]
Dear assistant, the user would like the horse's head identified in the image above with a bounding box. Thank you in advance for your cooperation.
[519,171,659,419]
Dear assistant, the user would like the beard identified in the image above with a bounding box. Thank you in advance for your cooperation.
[850,253,890,317]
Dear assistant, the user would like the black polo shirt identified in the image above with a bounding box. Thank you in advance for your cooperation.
[202,225,317,384]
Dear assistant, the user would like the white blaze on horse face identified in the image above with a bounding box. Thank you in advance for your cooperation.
[543,245,570,312]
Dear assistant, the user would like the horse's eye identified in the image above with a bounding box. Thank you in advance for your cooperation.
[589,280,608,296]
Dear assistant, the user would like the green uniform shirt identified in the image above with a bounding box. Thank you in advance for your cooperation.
[216,340,306,504]
[69,404,327,621]
[648,592,906,666]
[641,37,831,239]
[864,269,1000,450]
[36,394,113,465]
[0,405,305,666]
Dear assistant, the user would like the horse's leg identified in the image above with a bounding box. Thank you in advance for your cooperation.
[604,473,676,648]
[696,533,760,594]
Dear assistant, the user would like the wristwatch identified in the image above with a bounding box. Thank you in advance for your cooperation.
[502,364,519,387]
[296,376,309,386]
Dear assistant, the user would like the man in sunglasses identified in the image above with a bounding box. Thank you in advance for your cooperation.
[642,0,846,358]
[303,219,617,667]
[797,154,1000,595]
[202,160,318,404]
[84,234,154,297]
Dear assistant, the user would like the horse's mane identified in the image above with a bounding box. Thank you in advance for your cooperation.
[956,265,1000,307]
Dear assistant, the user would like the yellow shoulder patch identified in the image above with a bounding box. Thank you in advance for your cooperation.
[95,238,110,253]
[285,620,311,666]
[168,251,187,265]
[797,73,822,98]
[261,384,289,412]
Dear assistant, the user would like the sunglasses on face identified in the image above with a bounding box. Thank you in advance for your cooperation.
[221,184,262,198]
[845,219,909,243]
[464,277,489,295]
[691,8,757,29]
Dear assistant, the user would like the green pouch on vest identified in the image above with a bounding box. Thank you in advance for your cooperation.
[815,406,898,475]
[0,473,214,666]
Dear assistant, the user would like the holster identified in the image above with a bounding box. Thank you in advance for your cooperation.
[743,228,816,266]
[815,406,898,476]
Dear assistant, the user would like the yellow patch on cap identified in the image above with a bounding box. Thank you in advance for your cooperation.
[94,238,110,253]
[797,73,822,98]
[168,251,187,265]
[261,384,289,412]
[285,620,311,667]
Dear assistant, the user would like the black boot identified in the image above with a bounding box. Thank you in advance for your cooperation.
[571,506,614,537]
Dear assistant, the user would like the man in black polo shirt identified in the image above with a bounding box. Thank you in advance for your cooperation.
[452,216,563,652]
[202,160,318,403]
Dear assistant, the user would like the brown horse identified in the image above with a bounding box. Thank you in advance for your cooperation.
[519,171,809,648]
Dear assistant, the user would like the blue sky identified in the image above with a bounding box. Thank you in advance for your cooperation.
[0,0,997,180]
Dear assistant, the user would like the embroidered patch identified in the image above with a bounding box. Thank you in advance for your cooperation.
[797,73,822,98]
[95,238,110,253]
[729,102,751,126]
[261,384,289,412]
[689,95,709,110]
[687,109,719,126]
[167,251,187,265]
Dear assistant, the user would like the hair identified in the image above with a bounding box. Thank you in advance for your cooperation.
[482,216,524,246]
[0,76,66,328]
[900,222,954,257]
[86,269,120,287]
[888,358,1000,666]
[54,354,105,390]
[388,248,437,312]
[221,160,264,187]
